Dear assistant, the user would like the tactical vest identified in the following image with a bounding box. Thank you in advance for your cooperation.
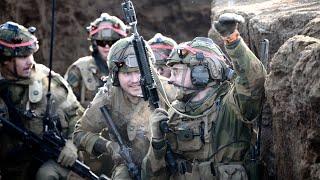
[0,64,75,172]
[67,56,106,106]
[91,85,152,166]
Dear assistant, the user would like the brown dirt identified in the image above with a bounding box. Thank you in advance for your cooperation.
[209,1,320,179]
[265,35,320,180]
[0,0,211,74]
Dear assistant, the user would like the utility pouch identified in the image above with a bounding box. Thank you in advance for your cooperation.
[177,128,194,141]
[215,163,248,180]
[176,128,203,151]
[175,121,204,151]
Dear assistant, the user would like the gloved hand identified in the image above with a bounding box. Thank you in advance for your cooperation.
[213,13,245,37]
[150,108,169,140]
[106,141,123,165]
[58,139,78,167]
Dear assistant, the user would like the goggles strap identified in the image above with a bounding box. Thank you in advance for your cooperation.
[183,45,225,62]
[150,44,173,50]
[0,38,37,48]
[89,24,127,37]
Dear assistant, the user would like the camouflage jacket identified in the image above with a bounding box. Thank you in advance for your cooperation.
[0,63,84,166]
[73,85,153,170]
[142,38,267,179]
[64,56,107,108]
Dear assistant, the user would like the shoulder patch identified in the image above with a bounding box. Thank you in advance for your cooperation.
[66,71,79,87]
[73,56,99,91]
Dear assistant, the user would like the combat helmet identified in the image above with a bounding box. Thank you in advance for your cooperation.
[147,33,177,66]
[87,13,128,43]
[0,21,39,59]
[167,37,232,88]
[107,35,155,86]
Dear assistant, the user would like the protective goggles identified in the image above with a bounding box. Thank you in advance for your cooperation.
[151,44,173,60]
[96,40,117,47]
[176,45,225,62]
[89,24,127,37]
[116,54,139,68]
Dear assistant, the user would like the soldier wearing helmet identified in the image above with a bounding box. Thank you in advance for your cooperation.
[73,35,162,179]
[142,13,266,180]
[64,13,128,107]
[148,33,177,78]
[147,33,178,105]
[0,21,84,180]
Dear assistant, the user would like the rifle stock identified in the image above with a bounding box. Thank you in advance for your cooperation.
[0,116,108,180]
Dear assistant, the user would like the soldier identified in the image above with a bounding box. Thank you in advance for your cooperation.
[73,36,158,179]
[64,13,128,107]
[65,13,127,176]
[0,21,83,180]
[148,33,178,105]
[148,33,177,78]
[142,13,266,180]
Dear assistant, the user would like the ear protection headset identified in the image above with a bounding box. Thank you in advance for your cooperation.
[190,52,210,88]
[189,47,233,88]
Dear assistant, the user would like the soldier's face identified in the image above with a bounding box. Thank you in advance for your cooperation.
[156,66,171,78]
[169,64,193,88]
[118,70,142,97]
[97,44,110,60]
[3,54,34,78]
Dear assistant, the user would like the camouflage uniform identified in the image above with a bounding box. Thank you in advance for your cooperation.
[65,13,127,176]
[148,33,177,78]
[142,35,266,179]
[65,13,127,108]
[0,21,83,180]
[73,36,158,179]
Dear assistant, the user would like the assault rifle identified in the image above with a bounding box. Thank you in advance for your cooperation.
[0,116,108,180]
[121,0,177,175]
[100,106,140,180]
[122,0,159,109]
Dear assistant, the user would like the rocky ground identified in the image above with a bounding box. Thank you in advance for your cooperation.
[0,0,211,74]
[209,0,320,179]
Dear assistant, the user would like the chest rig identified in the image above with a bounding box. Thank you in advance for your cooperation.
[165,82,230,160]
[75,56,106,105]
[2,65,67,135]
[167,101,219,154]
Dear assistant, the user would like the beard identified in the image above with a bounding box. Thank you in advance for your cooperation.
[174,85,199,102]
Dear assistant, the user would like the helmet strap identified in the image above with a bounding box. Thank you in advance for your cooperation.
[111,66,120,86]
[91,40,98,52]
[92,50,109,75]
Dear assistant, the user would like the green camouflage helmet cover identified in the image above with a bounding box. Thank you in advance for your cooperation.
[147,33,177,66]
[87,13,128,41]
[107,35,155,84]
[167,37,228,81]
[0,21,39,58]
